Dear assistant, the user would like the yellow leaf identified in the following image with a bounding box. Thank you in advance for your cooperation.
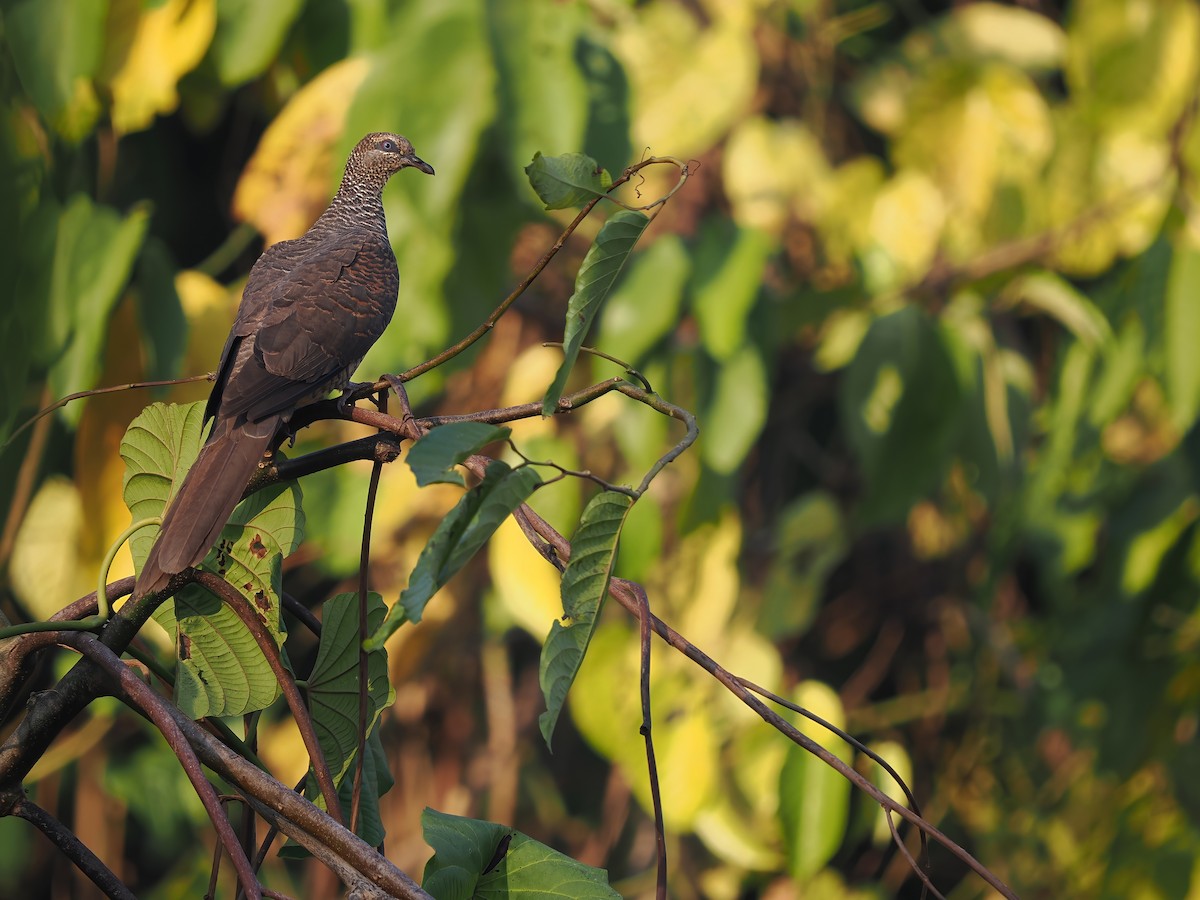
[937,3,1066,70]
[232,58,372,246]
[106,0,217,134]
[677,511,742,648]
[11,477,90,620]
[634,706,718,830]
[864,169,946,292]
[488,517,565,640]
[1067,0,1200,137]
[175,269,236,404]
[813,156,885,269]
[723,117,831,233]
[893,63,1052,257]
[615,2,757,159]
[867,740,914,846]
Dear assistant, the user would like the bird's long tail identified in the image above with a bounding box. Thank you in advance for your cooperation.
[134,418,279,598]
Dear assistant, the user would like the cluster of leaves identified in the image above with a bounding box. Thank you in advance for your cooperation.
[4,0,1200,898]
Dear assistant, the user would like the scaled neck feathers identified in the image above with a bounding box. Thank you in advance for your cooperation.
[315,165,391,235]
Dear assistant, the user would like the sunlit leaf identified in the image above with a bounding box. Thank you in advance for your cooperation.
[863,169,945,293]
[106,0,217,134]
[121,401,304,718]
[928,3,1066,71]
[542,210,649,415]
[10,477,91,620]
[723,116,831,232]
[524,152,612,210]
[232,57,372,245]
[614,2,757,158]
[488,517,566,639]
[539,490,633,749]
[1066,0,1200,137]
[866,740,913,846]
[1003,271,1113,348]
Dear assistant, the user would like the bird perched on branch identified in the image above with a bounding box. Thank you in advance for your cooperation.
[135,132,434,599]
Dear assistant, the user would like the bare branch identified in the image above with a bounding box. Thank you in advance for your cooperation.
[6,792,136,900]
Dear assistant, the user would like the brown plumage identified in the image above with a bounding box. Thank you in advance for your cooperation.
[135,132,434,598]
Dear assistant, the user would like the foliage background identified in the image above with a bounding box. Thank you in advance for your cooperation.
[2,0,1200,897]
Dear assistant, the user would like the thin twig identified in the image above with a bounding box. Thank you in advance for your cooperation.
[3,374,214,451]
[737,676,932,888]
[633,583,667,899]
[887,809,945,900]
[9,794,136,900]
[0,383,53,566]
[351,391,387,835]
[509,502,1019,899]
[388,197,604,385]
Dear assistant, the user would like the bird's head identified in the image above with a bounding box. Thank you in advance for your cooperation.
[350,132,435,179]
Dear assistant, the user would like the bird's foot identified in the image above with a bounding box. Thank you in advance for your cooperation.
[337,382,371,415]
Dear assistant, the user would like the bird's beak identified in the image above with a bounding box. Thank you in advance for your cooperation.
[406,155,435,176]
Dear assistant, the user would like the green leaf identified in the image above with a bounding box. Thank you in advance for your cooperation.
[539,491,634,749]
[346,0,496,376]
[45,196,151,423]
[691,220,774,361]
[306,593,392,784]
[542,210,650,415]
[282,725,393,859]
[133,237,187,382]
[121,402,305,718]
[6,0,105,141]
[597,234,690,366]
[839,308,965,524]
[778,682,852,880]
[1165,241,1200,430]
[369,462,541,644]
[406,423,512,487]
[304,593,392,838]
[486,0,588,177]
[1005,271,1113,348]
[702,343,770,475]
[576,35,632,176]
[524,152,613,210]
[210,0,305,86]
[422,809,619,900]
[759,492,848,640]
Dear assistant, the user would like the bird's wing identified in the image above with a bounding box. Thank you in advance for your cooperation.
[204,236,308,425]
[214,230,399,424]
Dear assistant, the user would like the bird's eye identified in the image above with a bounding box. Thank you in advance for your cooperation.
[379,139,397,152]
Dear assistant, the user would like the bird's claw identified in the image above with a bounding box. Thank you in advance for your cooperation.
[338,382,370,415]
